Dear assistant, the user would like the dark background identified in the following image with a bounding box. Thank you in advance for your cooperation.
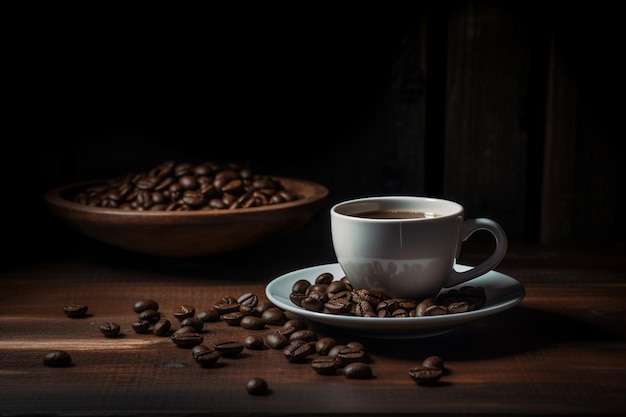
[4,2,623,263]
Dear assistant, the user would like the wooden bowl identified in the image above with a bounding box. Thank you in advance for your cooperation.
[44,177,329,257]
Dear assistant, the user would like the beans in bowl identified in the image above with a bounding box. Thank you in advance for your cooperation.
[72,160,300,211]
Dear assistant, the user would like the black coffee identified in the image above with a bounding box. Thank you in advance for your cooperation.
[350,209,440,219]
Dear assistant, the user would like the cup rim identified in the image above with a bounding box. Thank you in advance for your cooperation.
[330,196,464,220]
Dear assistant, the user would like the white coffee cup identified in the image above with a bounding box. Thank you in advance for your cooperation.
[330,196,508,299]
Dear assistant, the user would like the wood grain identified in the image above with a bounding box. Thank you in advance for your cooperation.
[1,241,624,416]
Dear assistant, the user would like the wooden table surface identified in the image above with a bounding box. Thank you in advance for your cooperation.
[1,232,625,417]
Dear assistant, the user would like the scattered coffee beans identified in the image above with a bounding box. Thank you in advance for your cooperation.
[51,291,456,395]
[43,350,72,367]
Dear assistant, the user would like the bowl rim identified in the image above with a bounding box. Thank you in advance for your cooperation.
[44,176,330,217]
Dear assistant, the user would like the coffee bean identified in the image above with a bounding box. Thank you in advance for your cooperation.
[352,288,390,306]
[289,292,306,307]
[326,280,348,295]
[191,345,221,367]
[346,341,365,351]
[355,300,377,317]
[343,362,372,379]
[214,341,244,357]
[447,301,470,314]
[132,319,151,334]
[336,347,368,367]
[174,325,198,335]
[243,335,265,350]
[99,322,121,337]
[214,302,240,315]
[306,284,329,297]
[237,293,258,309]
[288,329,317,343]
[153,319,172,336]
[43,350,72,367]
[196,309,220,322]
[324,298,352,315]
[252,300,275,315]
[315,272,334,285]
[222,311,245,326]
[315,337,337,355]
[64,304,88,318]
[246,377,269,395]
[283,339,313,363]
[180,317,204,332]
[139,309,161,324]
[291,279,311,294]
[240,315,265,330]
[173,305,196,321]
[300,294,325,312]
[328,344,348,358]
[264,333,289,350]
[133,299,159,313]
[422,355,445,371]
[409,366,443,385]
[220,296,238,305]
[171,331,204,348]
[261,307,286,325]
[311,358,340,375]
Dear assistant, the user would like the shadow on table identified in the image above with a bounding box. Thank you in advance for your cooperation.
[318,306,617,361]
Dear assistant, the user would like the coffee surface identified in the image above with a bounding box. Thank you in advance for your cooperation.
[349,209,440,219]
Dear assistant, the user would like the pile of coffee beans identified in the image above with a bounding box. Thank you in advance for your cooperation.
[289,272,486,317]
[72,160,300,211]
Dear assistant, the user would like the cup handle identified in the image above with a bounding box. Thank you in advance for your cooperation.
[444,218,508,288]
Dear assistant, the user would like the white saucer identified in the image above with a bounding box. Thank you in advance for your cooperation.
[265,263,525,339]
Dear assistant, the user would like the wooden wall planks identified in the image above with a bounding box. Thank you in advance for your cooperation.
[334,1,622,243]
